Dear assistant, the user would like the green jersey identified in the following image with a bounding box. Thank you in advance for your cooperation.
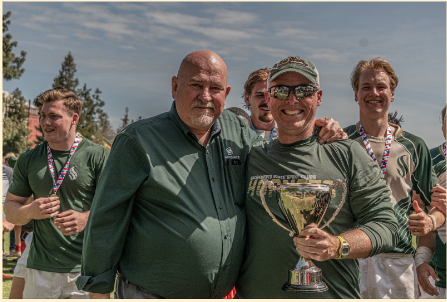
[434,160,446,289]
[430,144,445,166]
[236,129,398,298]
[345,123,439,254]
[8,138,109,273]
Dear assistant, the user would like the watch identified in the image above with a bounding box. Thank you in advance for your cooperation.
[336,235,350,259]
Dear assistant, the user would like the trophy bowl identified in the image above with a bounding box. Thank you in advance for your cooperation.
[260,180,347,293]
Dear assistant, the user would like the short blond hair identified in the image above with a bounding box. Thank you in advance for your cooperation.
[33,87,82,115]
[351,57,399,91]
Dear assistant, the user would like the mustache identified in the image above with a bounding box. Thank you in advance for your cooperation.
[191,100,216,109]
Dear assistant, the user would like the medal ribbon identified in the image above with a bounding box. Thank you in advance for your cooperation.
[359,123,392,178]
[47,133,81,194]
[443,142,446,161]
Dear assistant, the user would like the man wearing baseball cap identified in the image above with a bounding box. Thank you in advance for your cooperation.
[235,55,399,298]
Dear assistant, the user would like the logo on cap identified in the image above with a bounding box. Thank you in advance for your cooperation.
[273,56,309,70]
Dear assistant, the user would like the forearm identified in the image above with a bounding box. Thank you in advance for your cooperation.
[342,229,372,259]
[428,207,446,230]
[3,200,32,225]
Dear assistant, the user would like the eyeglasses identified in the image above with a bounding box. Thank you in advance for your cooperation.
[268,85,319,100]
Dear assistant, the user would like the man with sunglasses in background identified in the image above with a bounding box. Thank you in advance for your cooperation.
[236,56,399,298]
[344,58,445,299]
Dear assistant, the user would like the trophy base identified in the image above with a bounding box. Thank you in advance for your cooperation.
[283,282,328,293]
[283,258,329,293]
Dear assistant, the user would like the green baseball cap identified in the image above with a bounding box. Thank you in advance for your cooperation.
[268,55,320,86]
[7,157,17,169]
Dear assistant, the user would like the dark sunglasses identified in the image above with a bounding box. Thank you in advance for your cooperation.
[268,85,319,100]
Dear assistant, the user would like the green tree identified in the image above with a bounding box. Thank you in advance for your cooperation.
[116,107,130,134]
[52,52,113,144]
[3,89,32,154]
[3,11,26,81]
[52,51,79,91]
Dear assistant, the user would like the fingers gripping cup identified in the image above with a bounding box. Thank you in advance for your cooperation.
[259,180,347,293]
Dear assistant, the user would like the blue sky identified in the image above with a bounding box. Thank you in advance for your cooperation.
[2,2,446,147]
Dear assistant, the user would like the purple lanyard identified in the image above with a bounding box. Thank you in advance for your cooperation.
[46,133,81,195]
[359,123,392,179]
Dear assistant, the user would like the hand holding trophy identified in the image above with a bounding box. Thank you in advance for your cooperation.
[259,179,347,293]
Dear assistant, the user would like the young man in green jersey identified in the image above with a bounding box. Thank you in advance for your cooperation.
[430,106,446,166]
[236,55,399,298]
[344,58,446,299]
[3,87,109,299]
[76,50,346,299]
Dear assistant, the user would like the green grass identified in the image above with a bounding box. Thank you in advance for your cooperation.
[3,233,14,299]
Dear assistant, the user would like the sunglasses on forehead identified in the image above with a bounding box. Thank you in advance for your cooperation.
[268,85,319,100]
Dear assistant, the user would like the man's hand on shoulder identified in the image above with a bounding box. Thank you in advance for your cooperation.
[54,210,90,236]
[315,117,348,144]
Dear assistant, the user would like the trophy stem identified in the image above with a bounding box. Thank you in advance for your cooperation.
[283,256,328,293]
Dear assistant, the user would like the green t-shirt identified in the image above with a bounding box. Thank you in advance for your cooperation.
[430,144,445,166]
[434,160,446,289]
[236,129,398,298]
[77,103,262,298]
[8,138,109,273]
[345,123,439,254]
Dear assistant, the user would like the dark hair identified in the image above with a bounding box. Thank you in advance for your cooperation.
[388,110,404,127]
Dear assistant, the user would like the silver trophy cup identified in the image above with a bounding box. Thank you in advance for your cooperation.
[260,179,347,293]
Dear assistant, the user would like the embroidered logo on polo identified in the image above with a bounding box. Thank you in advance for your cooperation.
[224,146,241,163]
[69,167,78,181]
[273,56,308,69]
[396,155,409,178]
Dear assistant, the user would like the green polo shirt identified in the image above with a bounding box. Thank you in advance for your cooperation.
[8,138,109,273]
[236,129,398,298]
[77,102,261,298]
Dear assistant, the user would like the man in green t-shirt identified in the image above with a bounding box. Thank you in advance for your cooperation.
[236,55,399,298]
[3,87,109,299]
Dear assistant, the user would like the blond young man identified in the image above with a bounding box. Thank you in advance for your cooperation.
[344,58,446,299]
[4,87,109,298]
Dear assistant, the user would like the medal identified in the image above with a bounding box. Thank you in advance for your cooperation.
[359,123,392,179]
[47,133,81,196]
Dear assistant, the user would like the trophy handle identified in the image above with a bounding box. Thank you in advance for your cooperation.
[319,179,347,230]
[260,180,295,236]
